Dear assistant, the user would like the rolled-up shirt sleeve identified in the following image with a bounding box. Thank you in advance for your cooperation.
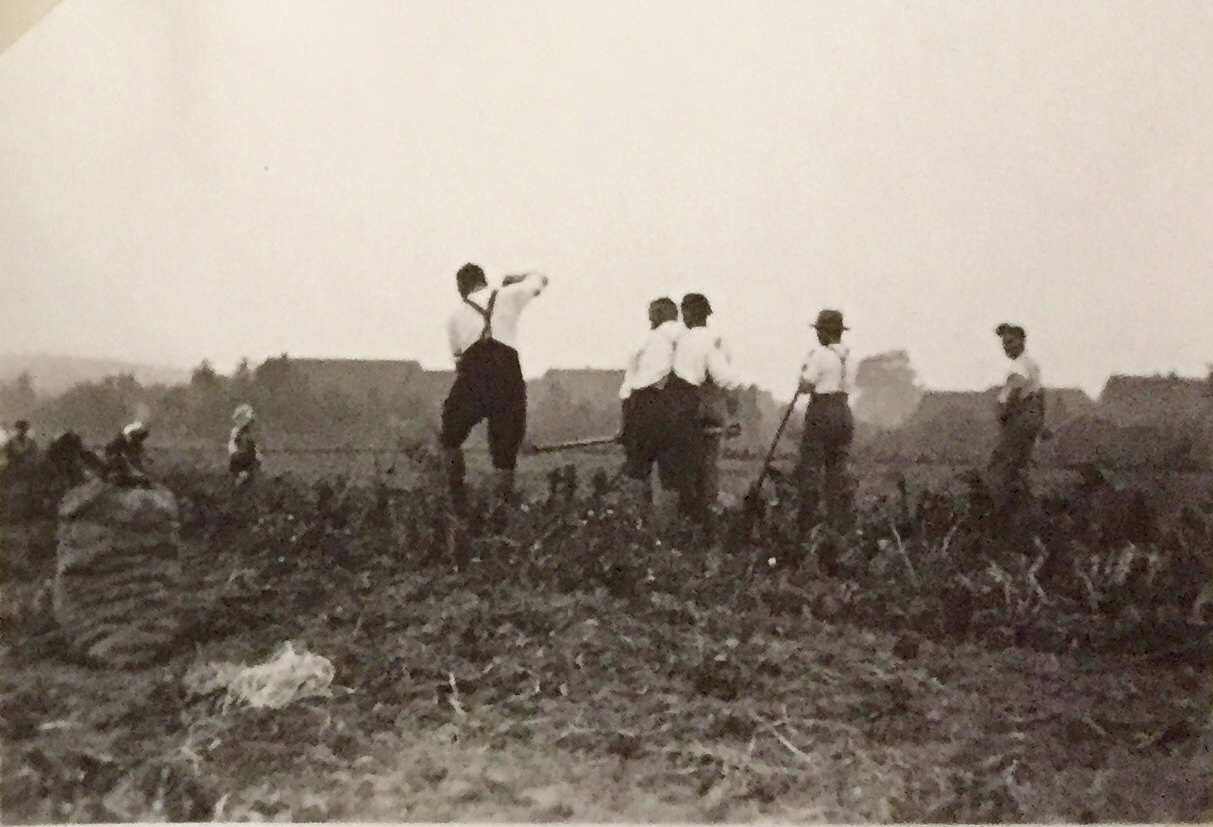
[706,340,740,390]
[619,350,637,400]
[501,273,549,311]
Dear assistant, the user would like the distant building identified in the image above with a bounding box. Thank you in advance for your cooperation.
[895,387,1096,464]
[529,368,627,408]
[288,358,463,415]
[525,369,627,442]
[290,359,425,404]
[1043,387,1097,424]
[1099,374,1211,426]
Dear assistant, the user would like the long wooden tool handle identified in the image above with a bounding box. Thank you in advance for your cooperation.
[753,387,802,490]
[529,424,739,455]
[528,435,621,454]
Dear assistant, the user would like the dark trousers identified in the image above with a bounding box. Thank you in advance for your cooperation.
[663,378,716,532]
[441,340,527,470]
[989,395,1044,528]
[622,385,679,487]
[797,394,854,535]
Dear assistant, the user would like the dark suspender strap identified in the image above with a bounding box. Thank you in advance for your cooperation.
[463,290,498,342]
[835,345,848,386]
[483,290,497,340]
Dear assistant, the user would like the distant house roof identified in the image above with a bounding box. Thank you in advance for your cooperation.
[1043,387,1096,415]
[410,370,456,408]
[290,358,424,396]
[1100,373,1208,401]
[1099,373,1210,424]
[531,368,627,406]
[904,386,1094,431]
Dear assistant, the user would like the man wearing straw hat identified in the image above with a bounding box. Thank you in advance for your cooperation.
[229,404,260,489]
[796,309,855,536]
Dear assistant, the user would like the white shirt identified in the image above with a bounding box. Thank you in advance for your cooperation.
[619,320,684,399]
[998,352,1042,404]
[228,424,251,456]
[447,274,548,359]
[800,342,852,395]
[671,325,740,390]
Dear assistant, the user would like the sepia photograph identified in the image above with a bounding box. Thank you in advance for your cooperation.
[1,0,1211,822]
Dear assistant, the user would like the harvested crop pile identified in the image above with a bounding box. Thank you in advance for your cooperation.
[2,463,1210,822]
[53,480,182,668]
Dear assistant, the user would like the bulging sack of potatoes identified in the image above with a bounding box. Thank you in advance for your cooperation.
[53,478,183,668]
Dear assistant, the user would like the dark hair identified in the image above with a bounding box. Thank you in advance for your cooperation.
[649,297,677,317]
[681,293,712,322]
[456,263,487,296]
[995,323,1026,339]
[15,420,29,430]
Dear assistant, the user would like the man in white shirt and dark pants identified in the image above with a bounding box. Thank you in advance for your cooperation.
[442,263,549,530]
[618,297,684,510]
[797,309,855,537]
[665,292,740,540]
[989,323,1044,532]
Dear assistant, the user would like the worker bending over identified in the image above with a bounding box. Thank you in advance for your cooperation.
[103,422,151,487]
[228,404,259,489]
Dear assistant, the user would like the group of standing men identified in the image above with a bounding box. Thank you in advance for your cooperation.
[1,265,1045,547]
[437,263,1048,545]
[437,263,885,545]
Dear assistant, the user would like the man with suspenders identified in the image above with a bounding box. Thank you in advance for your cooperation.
[442,263,549,528]
[797,309,855,536]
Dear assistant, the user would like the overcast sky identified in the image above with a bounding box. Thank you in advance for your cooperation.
[2,0,1211,398]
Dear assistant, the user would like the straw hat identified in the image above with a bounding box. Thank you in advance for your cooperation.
[812,309,848,331]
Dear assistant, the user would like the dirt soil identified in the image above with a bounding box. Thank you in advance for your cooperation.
[2,466,1210,822]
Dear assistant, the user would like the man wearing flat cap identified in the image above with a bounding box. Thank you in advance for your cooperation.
[796,309,855,536]
[990,323,1044,529]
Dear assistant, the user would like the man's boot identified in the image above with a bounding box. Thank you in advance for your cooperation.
[486,467,516,535]
[622,474,652,522]
[798,470,822,544]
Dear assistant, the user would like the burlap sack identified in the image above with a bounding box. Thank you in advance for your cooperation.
[54,479,182,668]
